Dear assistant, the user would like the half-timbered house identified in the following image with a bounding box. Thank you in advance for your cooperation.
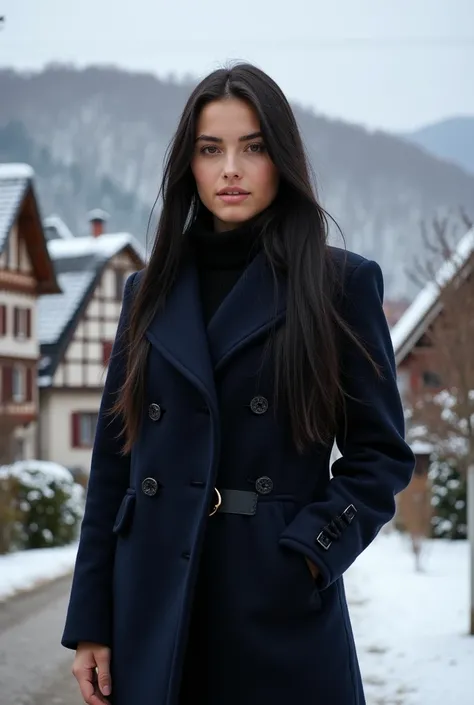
[0,164,60,462]
[37,215,145,474]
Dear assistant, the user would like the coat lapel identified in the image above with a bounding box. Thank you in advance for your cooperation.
[145,250,287,403]
[207,251,287,372]
[145,256,217,410]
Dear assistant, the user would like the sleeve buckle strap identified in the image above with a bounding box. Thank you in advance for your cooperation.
[341,503,357,525]
[315,504,358,551]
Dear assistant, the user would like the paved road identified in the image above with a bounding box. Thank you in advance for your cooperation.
[0,575,81,705]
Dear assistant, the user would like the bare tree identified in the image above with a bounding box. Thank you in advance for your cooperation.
[407,211,474,477]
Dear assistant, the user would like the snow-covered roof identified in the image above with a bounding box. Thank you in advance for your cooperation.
[43,214,75,241]
[0,163,33,251]
[47,232,146,264]
[38,231,146,372]
[391,227,474,364]
[0,163,34,180]
[37,270,96,346]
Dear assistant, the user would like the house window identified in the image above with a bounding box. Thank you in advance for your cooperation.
[102,340,114,366]
[13,307,31,339]
[12,366,25,402]
[115,270,126,301]
[422,371,442,389]
[0,305,6,336]
[71,412,98,449]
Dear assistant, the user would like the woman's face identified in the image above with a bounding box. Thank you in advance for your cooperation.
[191,97,279,232]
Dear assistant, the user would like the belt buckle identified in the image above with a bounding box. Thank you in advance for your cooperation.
[209,488,222,516]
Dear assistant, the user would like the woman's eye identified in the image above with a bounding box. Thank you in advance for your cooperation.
[201,145,220,155]
[246,143,266,153]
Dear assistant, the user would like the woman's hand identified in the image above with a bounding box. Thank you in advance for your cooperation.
[72,642,112,704]
[305,557,319,580]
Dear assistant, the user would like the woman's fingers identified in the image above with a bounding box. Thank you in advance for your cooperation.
[72,645,111,705]
[95,649,112,697]
[74,663,109,704]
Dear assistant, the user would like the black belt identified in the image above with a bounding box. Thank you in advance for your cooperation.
[209,488,258,516]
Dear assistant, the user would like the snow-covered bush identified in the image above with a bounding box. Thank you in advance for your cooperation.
[0,461,85,551]
[429,455,467,540]
[0,472,22,554]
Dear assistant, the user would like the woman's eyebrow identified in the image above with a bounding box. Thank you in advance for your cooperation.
[195,131,263,143]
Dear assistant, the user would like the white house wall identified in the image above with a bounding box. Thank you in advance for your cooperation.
[40,388,102,473]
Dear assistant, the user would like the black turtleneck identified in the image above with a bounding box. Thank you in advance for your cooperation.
[189,220,262,325]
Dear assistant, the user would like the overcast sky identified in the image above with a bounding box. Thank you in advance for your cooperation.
[1,0,473,131]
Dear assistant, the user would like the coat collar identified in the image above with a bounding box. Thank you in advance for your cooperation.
[145,250,287,408]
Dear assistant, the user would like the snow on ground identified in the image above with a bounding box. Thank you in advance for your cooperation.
[0,529,472,702]
[346,530,474,704]
[0,544,78,601]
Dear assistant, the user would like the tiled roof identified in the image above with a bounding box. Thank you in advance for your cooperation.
[38,231,146,382]
[37,270,96,346]
[0,164,34,252]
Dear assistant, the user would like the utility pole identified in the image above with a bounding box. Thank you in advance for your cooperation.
[468,463,474,635]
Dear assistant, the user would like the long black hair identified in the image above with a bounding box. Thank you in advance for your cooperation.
[114,63,373,454]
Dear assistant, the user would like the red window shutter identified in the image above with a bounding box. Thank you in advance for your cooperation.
[102,341,113,366]
[13,307,19,337]
[26,367,34,402]
[71,413,81,448]
[26,309,32,338]
[0,305,5,336]
[2,365,12,403]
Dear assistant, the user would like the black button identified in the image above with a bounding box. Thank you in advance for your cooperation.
[148,403,162,422]
[250,395,269,415]
[316,530,332,551]
[255,476,273,495]
[142,477,159,496]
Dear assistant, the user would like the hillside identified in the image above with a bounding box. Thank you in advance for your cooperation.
[404,117,474,177]
[1,65,474,297]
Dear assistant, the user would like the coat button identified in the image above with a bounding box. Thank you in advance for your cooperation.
[250,395,269,415]
[255,476,273,495]
[142,477,159,496]
[148,403,162,421]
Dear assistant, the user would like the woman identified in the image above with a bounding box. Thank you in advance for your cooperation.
[62,64,415,705]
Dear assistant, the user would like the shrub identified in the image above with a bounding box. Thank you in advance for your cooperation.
[0,460,85,551]
[429,455,467,540]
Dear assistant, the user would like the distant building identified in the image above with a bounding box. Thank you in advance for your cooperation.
[0,164,60,462]
[37,211,145,474]
[391,226,474,533]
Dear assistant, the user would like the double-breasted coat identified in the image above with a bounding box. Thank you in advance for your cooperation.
[62,245,415,705]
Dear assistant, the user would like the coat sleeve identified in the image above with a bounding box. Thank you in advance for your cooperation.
[61,271,138,650]
[278,258,415,589]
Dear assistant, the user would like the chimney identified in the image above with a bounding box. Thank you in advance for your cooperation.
[88,208,110,238]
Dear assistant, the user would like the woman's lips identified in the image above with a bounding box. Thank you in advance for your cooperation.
[217,191,250,204]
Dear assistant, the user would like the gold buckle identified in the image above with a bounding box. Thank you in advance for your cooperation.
[209,488,222,516]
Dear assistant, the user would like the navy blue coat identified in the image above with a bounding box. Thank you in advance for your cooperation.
[62,246,415,705]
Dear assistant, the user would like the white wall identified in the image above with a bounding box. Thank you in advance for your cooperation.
[39,389,102,473]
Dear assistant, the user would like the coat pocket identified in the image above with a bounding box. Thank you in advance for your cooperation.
[113,489,136,536]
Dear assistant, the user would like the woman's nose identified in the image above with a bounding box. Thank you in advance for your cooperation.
[222,153,242,180]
